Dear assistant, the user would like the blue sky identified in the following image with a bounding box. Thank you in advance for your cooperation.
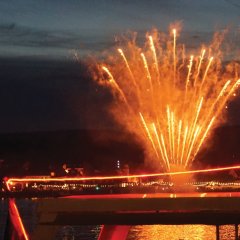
[0,0,239,58]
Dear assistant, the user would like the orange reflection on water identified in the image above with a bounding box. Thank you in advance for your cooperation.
[220,225,236,240]
[128,225,214,240]
[127,225,238,240]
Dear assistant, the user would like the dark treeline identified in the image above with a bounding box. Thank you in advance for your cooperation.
[0,129,144,177]
[0,126,240,177]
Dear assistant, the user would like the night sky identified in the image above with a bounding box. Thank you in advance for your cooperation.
[0,0,240,132]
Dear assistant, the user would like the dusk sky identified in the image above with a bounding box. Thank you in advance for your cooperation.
[0,0,240,132]
[0,0,239,58]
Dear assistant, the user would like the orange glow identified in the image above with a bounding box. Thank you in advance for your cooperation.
[102,66,128,106]
[10,199,29,240]
[173,28,177,85]
[149,35,160,85]
[139,112,159,158]
[193,49,206,87]
[5,165,240,191]
[186,55,194,90]
[97,27,240,171]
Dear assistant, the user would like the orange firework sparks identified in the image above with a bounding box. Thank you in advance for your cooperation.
[98,27,240,171]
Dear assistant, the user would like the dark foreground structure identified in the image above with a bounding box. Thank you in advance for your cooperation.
[5,192,240,240]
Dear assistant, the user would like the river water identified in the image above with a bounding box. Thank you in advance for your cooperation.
[0,199,238,240]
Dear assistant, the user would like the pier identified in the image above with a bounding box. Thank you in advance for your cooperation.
[6,192,240,240]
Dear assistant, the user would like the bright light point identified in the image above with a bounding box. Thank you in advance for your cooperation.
[118,48,123,53]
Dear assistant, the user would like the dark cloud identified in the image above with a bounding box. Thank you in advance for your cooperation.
[0,23,114,54]
[224,0,240,8]
[0,1,239,58]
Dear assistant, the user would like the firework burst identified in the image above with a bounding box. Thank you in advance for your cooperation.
[97,27,240,172]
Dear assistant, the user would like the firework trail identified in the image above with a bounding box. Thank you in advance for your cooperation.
[98,27,240,172]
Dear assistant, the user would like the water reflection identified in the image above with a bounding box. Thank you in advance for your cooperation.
[220,225,236,240]
[127,225,240,240]
[62,226,75,240]
[56,225,101,240]
[127,225,216,240]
